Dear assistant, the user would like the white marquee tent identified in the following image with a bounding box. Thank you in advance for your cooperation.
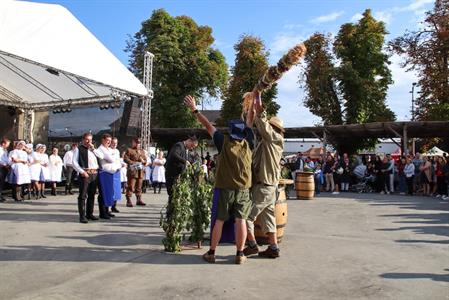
[0,0,148,111]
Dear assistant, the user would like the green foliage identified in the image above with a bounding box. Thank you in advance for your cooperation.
[219,35,279,125]
[160,163,213,252]
[126,9,228,129]
[188,163,213,243]
[302,33,343,125]
[301,10,395,153]
[160,168,193,252]
[389,0,449,122]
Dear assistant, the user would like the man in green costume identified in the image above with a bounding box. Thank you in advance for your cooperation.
[244,91,285,258]
[184,95,255,265]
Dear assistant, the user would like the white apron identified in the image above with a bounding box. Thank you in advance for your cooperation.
[49,154,63,182]
[152,158,166,183]
[9,149,31,185]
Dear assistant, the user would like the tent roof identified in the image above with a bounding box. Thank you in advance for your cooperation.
[0,0,147,110]
[423,146,448,156]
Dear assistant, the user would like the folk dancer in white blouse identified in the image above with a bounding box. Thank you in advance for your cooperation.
[49,147,63,195]
[152,151,166,194]
[8,141,31,201]
[72,133,100,224]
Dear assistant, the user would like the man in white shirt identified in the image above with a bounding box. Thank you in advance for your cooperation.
[94,133,121,219]
[72,133,100,224]
[63,143,77,195]
[110,137,122,213]
[0,138,11,202]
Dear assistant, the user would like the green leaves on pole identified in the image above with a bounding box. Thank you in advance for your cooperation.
[160,163,213,252]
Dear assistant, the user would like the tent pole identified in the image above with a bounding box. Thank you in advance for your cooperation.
[402,124,408,156]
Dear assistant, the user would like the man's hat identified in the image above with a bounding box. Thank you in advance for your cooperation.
[268,116,284,133]
[228,119,246,141]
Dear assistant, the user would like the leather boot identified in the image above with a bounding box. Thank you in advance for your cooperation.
[40,190,47,198]
[136,195,146,206]
[126,196,133,207]
[78,198,88,223]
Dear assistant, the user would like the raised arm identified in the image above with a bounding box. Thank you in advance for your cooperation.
[184,95,216,138]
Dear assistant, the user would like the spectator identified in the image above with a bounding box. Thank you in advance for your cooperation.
[412,153,423,193]
[324,155,335,193]
[397,157,406,195]
[435,156,446,198]
[386,154,395,193]
[339,156,351,192]
[420,156,432,196]
[404,157,415,195]
[314,164,324,195]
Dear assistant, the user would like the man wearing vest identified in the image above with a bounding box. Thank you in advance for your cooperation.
[72,132,100,224]
[184,95,255,265]
[244,91,285,258]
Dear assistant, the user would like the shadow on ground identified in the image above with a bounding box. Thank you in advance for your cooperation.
[380,269,449,283]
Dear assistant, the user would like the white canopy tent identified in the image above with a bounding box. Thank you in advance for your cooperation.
[423,146,448,157]
[0,0,148,111]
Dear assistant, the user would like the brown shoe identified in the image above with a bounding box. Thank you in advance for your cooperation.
[243,246,259,256]
[258,247,280,258]
[234,255,247,265]
[202,252,216,263]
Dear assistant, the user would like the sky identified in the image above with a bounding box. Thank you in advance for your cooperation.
[42,0,434,134]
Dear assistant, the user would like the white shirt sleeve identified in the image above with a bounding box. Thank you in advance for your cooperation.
[72,148,84,174]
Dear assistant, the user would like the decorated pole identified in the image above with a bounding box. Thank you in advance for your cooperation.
[242,43,307,115]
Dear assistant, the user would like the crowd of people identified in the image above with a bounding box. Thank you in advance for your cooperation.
[282,151,449,199]
[0,135,168,219]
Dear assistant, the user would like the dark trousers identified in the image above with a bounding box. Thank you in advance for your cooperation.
[406,176,414,195]
[97,181,108,217]
[0,167,8,198]
[78,173,98,218]
[437,176,446,195]
[65,166,75,189]
[165,176,176,219]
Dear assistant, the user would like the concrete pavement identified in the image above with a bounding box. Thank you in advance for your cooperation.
[0,190,448,299]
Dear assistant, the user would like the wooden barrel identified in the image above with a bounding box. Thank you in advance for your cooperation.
[295,172,315,200]
[254,187,288,244]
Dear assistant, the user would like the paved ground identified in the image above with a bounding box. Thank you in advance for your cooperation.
[0,189,448,300]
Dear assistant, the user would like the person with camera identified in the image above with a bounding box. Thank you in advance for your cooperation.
[123,137,147,207]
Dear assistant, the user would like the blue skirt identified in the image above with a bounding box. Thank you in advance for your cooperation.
[210,188,235,244]
[98,171,122,207]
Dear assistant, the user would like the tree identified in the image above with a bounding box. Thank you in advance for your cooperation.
[126,9,228,130]
[219,35,279,125]
[301,10,395,153]
[302,33,343,125]
[390,0,449,121]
